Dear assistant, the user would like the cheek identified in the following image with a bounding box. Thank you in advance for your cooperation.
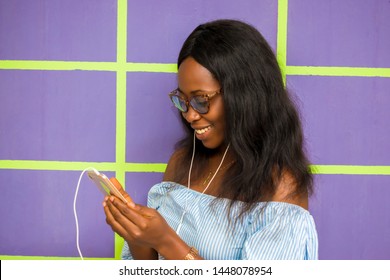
[213,99,226,128]
[210,103,226,138]
[214,119,226,140]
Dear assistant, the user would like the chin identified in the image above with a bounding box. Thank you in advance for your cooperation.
[200,139,225,151]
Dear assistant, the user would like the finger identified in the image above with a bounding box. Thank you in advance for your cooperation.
[103,199,130,239]
[130,203,155,218]
[109,177,135,207]
[110,197,154,227]
[103,198,139,240]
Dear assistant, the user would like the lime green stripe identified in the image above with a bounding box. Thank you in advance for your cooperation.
[124,163,167,172]
[2,160,389,175]
[115,71,127,166]
[117,0,127,65]
[0,160,117,171]
[124,62,177,73]
[286,66,390,77]
[310,165,390,175]
[114,233,125,260]
[0,60,118,71]
[4,60,390,77]
[116,0,129,182]
[277,0,288,84]
[115,0,128,259]
[115,70,127,178]
[0,60,177,73]
[0,160,167,173]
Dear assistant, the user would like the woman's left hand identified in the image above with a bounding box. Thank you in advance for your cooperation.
[103,195,176,252]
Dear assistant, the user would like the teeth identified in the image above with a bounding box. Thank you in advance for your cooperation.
[195,126,211,135]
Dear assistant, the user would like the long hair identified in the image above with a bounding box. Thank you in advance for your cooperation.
[173,19,313,216]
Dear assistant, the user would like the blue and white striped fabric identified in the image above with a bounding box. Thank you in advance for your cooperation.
[122,181,318,260]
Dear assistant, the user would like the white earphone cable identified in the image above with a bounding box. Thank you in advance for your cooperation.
[73,167,98,260]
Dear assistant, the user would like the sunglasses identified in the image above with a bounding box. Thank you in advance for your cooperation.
[169,88,222,114]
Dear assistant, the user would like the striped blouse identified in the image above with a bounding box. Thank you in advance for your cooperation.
[122,181,318,260]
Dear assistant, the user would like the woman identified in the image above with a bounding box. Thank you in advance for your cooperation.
[103,19,318,260]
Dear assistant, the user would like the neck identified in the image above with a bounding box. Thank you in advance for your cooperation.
[188,133,231,194]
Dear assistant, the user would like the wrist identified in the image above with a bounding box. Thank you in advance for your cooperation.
[183,247,199,260]
[128,243,158,260]
[155,228,191,260]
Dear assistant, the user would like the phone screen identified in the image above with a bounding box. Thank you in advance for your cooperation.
[87,170,128,203]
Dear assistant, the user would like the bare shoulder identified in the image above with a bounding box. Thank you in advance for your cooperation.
[271,171,308,210]
[163,148,186,181]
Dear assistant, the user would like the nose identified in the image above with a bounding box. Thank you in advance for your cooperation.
[182,106,201,123]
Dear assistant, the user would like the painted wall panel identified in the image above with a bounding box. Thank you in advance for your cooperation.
[310,175,390,260]
[288,75,390,165]
[125,172,164,205]
[0,170,115,258]
[127,0,278,63]
[0,70,117,162]
[126,72,183,163]
[288,0,390,67]
[0,0,117,61]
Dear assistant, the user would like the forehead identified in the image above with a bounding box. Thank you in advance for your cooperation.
[178,57,220,93]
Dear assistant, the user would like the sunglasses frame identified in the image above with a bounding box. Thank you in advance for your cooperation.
[168,88,222,114]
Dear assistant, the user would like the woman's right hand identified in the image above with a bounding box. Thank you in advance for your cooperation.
[104,177,158,259]
[104,177,198,260]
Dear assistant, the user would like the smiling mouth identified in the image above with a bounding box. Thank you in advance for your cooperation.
[195,126,211,135]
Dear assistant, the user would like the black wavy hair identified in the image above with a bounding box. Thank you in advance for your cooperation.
[173,19,313,216]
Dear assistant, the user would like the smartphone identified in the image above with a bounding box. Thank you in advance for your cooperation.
[87,169,128,204]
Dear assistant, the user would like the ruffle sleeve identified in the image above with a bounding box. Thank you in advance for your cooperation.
[242,202,318,260]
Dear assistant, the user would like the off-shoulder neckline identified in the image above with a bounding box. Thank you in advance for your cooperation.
[156,181,310,213]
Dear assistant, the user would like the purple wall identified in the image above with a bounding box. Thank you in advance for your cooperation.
[0,0,389,260]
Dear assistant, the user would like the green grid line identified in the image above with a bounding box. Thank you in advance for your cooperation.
[1,160,389,175]
[2,60,389,78]
[277,0,288,84]
[286,65,390,77]
[114,0,128,259]
[0,160,116,171]
[310,165,390,175]
[0,60,177,73]
[0,160,166,172]
[115,0,128,197]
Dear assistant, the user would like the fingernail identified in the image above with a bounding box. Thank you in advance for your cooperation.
[102,201,106,207]
[110,196,115,202]
[127,202,136,208]
[104,196,109,202]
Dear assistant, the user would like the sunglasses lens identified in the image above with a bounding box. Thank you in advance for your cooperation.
[171,95,187,112]
[191,96,209,114]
